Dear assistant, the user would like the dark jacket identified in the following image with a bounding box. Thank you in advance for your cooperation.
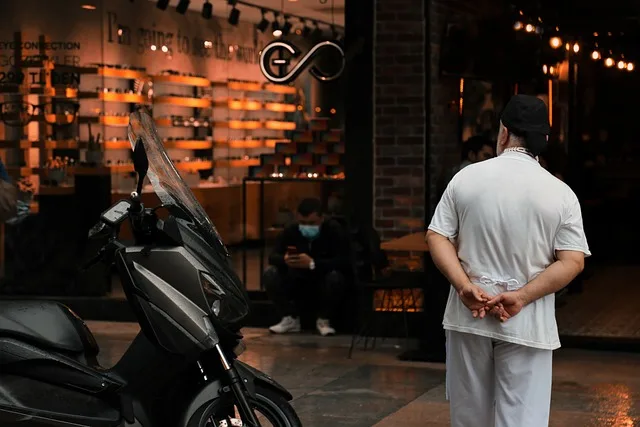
[0,159,10,182]
[268,219,350,275]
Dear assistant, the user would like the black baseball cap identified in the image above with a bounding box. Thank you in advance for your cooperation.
[501,95,550,156]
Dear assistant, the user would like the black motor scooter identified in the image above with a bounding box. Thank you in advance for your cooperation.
[0,110,301,427]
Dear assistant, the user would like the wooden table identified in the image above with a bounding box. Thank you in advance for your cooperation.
[381,232,429,252]
[381,231,445,363]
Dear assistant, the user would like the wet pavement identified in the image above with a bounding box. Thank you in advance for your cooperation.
[89,321,640,427]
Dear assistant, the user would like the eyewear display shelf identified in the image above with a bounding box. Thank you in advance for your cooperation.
[240,175,345,291]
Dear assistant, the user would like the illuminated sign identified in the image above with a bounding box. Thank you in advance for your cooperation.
[259,40,345,84]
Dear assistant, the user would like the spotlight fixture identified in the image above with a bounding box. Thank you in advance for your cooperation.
[176,0,189,14]
[302,20,311,37]
[525,24,534,33]
[156,0,169,10]
[272,13,282,37]
[618,60,626,69]
[627,62,635,71]
[591,51,600,60]
[202,0,212,19]
[81,4,97,10]
[311,21,322,39]
[572,43,580,53]
[549,37,562,49]
[542,64,548,74]
[229,7,240,25]
[604,57,614,67]
[257,10,269,32]
[282,17,293,36]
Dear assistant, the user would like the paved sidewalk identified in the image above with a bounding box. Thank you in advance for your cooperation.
[89,322,640,427]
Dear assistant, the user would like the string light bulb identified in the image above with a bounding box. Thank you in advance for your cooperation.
[542,65,548,74]
[572,43,580,53]
[604,57,614,67]
[565,42,570,51]
[549,66,555,75]
[591,50,601,60]
[627,62,635,71]
[549,37,562,49]
[618,60,626,69]
[525,24,534,33]
[514,21,523,30]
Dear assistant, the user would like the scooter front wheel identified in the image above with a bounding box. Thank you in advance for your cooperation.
[202,385,301,427]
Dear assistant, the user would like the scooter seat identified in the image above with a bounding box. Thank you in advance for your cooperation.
[0,300,97,354]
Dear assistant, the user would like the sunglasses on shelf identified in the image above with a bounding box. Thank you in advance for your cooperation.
[0,101,80,127]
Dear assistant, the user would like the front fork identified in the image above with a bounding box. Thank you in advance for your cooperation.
[214,344,262,427]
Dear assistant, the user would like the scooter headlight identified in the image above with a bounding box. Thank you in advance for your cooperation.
[200,271,225,316]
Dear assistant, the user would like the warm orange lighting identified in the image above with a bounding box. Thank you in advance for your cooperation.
[572,43,580,53]
[549,66,555,75]
[550,37,562,49]
[605,58,614,67]
[273,29,282,37]
[314,107,321,113]
[525,24,534,33]
[548,79,553,127]
[591,50,601,60]
[296,105,303,111]
[542,65,548,74]
[81,4,96,9]
[330,108,336,114]
[627,62,635,71]
[373,289,424,313]
[514,22,523,31]
[459,78,464,115]
[618,60,626,69]
[565,42,570,51]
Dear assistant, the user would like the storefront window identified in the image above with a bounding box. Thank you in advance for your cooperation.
[0,0,345,294]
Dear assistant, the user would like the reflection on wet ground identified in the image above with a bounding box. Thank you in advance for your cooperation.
[90,322,640,427]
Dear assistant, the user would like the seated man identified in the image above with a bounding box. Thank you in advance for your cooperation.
[264,198,349,336]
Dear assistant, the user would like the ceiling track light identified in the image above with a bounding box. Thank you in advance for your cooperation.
[272,12,282,37]
[157,0,169,10]
[311,22,322,40]
[176,0,189,14]
[229,7,240,26]
[257,9,269,32]
[202,0,212,19]
[282,17,293,36]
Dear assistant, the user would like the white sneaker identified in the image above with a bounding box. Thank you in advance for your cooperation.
[269,316,301,334]
[316,318,336,336]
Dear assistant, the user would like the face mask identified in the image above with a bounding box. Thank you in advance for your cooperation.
[299,224,320,240]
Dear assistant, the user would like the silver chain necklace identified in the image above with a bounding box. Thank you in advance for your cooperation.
[502,147,535,158]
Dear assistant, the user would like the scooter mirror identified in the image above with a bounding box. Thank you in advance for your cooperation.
[132,137,148,195]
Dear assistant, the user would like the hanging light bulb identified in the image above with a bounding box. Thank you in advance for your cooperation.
[627,62,635,71]
[549,37,562,49]
[514,21,523,30]
[572,43,580,53]
[525,24,534,32]
[591,50,601,60]
[549,66,555,75]
[542,64,548,74]
[604,57,614,67]
[618,60,626,69]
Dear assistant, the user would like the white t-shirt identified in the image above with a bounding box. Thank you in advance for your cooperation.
[428,151,591,350]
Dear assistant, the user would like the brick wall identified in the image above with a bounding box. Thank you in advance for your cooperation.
[373,0,427,241]
[373,0,493,241]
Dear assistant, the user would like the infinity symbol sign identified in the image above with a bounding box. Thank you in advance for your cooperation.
[259,40,346,84]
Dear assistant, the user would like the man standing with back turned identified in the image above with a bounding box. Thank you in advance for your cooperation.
[426,95,590,427]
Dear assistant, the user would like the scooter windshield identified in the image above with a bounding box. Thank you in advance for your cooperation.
[127,109,229,256]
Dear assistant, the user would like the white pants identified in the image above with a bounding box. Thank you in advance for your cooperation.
[445,330,553,427]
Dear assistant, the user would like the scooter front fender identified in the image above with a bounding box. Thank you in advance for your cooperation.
[181,360,292,427]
